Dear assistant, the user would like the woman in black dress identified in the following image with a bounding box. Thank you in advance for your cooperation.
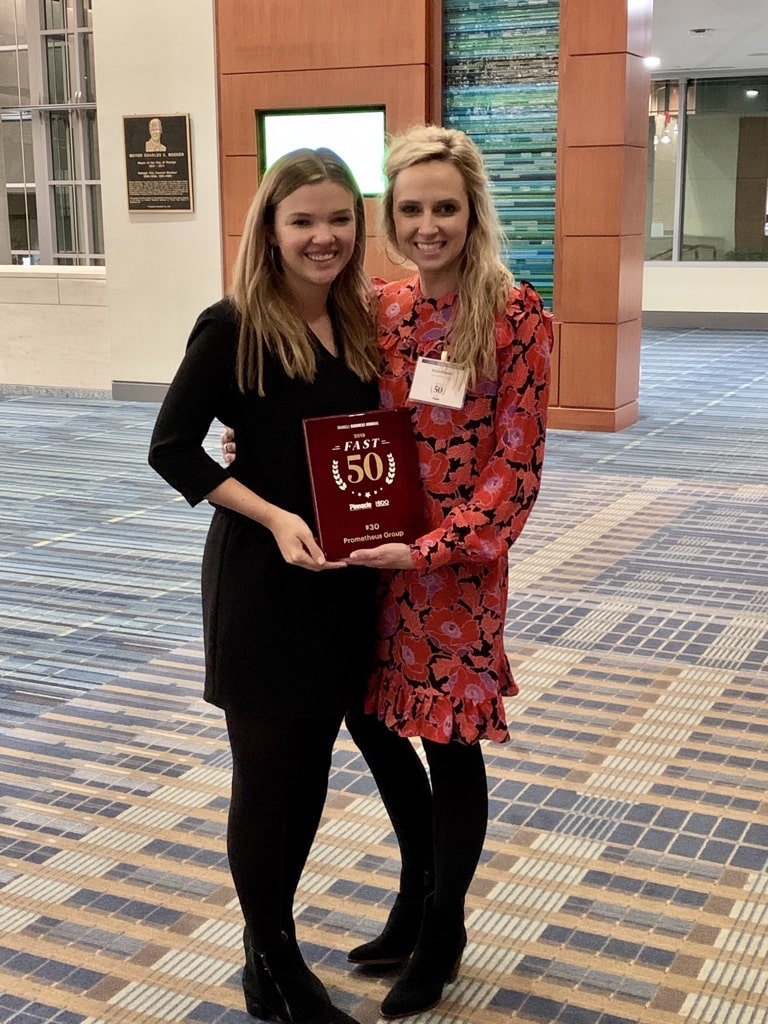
[149,149,380,1024]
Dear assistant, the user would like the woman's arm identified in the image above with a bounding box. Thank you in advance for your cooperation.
[205,477,335,569]
[410,284,551,571]
[149,305,337,571]
[349,284,552,572]
[148,305,235,504]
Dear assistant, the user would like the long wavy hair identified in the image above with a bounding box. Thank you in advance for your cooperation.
[231,148,378,394]
[382,125,513,383]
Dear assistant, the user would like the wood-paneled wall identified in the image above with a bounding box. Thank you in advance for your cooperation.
[215,0,442,288]
[215,0,653,432]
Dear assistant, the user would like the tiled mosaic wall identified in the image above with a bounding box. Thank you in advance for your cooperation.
[443,0,559,301]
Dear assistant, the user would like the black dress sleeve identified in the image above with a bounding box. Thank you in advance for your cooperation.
[148,300,238,506]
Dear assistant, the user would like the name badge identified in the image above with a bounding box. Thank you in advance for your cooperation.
[408,357,468,409]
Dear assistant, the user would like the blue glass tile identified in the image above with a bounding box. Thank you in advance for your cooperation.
[641,882,675,901]
[700,839,734,864]
[637,946,675,967]
[625,804,657,824]
[583,870,612,887]
[521,994,565,1019]
[559,1006,602,1024]
[541,925,574,944]
[60,967,104,991]
[528,808,565,830]
[713,818,747,841]
[521,784,555,804]
[685,813,719,835]
[655,808,687,829]
[638,828,673,852]
[32,961,72,982]
[605,938,641,960]
[515,955,551,977]
[328,880,357,897]
[730,846,768,870]
[669,834,705,857]
[544,789,581,810]
[570,930,606,952]
[500,804,532,825]
[490,988,526,1011]
[606,824,644,846]
[607,875,643,894]
[6,952,46,973]
[187,1002,226,1023]
[744,823,768,848]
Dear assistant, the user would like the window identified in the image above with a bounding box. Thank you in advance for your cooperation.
[646,76,768,262]
[0,0,101,265]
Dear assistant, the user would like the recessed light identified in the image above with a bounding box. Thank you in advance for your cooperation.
[745,89,759,98]
[644,56,662,69]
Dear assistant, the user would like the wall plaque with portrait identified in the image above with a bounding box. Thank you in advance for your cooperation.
[123,114,193,212]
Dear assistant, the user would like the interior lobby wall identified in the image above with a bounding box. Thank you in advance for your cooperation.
[0,266,109,391]
[92,0,223,398]
[3,2,764,399]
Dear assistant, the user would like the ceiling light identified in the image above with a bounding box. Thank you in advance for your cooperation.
[745,89,759,98]
[644,56,662,69]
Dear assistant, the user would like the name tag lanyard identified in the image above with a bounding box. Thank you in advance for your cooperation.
[408,344,469,410]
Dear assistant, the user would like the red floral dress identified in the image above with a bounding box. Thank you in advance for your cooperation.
[364,276,552,745]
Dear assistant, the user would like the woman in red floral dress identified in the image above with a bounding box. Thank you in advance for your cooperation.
[345,125,552,1018]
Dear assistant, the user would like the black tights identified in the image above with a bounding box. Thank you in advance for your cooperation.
[225,709,341,951]
[346,706,488,919]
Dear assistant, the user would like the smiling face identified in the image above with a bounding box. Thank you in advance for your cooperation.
[270,180,357,300]
[391,159,471,297]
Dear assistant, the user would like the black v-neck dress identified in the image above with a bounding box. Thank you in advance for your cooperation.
[149,299,379,717]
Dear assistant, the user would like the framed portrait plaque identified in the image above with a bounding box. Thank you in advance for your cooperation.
[123,113,193,212]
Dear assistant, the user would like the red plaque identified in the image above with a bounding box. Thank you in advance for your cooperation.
[303,407,424,560]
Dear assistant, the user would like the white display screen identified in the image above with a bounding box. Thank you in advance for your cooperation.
[260,108,386,196]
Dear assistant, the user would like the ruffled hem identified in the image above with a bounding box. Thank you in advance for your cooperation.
[364,679,513,746]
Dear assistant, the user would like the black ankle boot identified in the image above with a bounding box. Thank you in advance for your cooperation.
[347,893,424,966]
[379,900,467,1019]
[347,870,433,966]
[243,929,360,1024]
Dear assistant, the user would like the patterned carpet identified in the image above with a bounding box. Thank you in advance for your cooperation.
[0,326,767,1024]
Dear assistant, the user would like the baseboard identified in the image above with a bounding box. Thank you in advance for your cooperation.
[112,381,169,402]
[0,384,111,399]
[642,311,768,330]
[548,401,639,432]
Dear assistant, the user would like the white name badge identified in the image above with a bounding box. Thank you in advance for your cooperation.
[408,357,469,409]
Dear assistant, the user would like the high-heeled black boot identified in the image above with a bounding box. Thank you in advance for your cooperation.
[347,871,433,966]
[379,899,467,1019]
[242,929,360,1024]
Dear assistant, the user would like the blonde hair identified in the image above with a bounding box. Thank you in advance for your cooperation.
[382,125,513,383]
[231,148,378,394]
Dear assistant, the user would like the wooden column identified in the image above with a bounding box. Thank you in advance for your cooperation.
[551,0,653,431]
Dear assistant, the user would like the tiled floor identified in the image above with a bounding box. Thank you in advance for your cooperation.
[1,326,767,1024]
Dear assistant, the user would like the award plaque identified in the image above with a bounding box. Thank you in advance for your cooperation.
[303,407,424,560]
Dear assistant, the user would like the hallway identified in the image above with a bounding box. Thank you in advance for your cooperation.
[0,326,767,1024]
